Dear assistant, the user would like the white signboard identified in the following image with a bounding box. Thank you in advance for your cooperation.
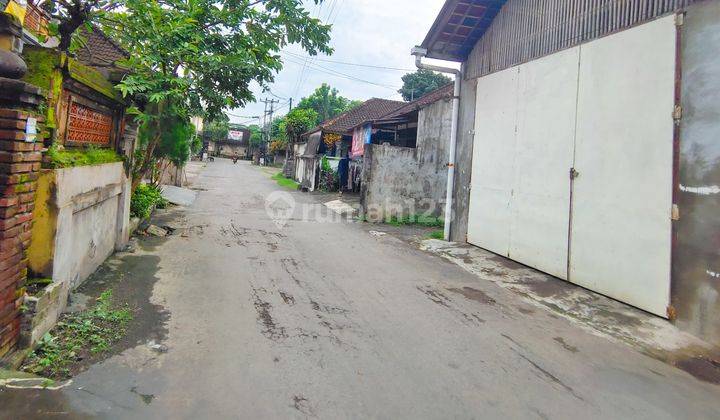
[228,130,244,141]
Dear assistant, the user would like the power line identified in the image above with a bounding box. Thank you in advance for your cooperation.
[284,51,414,72]
[282,56,401,91]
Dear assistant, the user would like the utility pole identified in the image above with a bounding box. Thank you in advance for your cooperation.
[258,98,279,165]
[289,97,293,112]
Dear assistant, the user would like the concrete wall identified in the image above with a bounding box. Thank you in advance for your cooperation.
[157,159,185,187]
[217,143,247,158]
[25,162,130,346]
[672,0,720,345]
[449,69,477,242]
[53,162,130,288]
[362,99,452,219]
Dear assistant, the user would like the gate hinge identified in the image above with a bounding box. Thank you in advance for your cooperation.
[569,167,580,180]
[672,204,680,221]
[675,13,685,27]
[673,105,683,121]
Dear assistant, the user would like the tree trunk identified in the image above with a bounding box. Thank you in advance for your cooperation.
[131,131,161,192]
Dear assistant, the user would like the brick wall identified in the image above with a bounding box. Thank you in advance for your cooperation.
[0,109,43,359]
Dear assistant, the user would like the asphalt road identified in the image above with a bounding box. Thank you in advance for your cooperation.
[2,159,719,419]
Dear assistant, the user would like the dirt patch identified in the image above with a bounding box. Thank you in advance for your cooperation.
[250,287,286,341]
[292,394,315,416]
[553,337,579,353]
[675,357,720,385]
[516,277,571,298]
[518,307,535,315]
[489,254,526,270]
[417,286,451,308]
[21,248,170,380]
[447,287,496,305]
[80,252,170,352]
[279,291,295,306]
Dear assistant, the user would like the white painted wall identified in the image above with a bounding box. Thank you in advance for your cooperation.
[53,162,130,289]
[468,16,676,316]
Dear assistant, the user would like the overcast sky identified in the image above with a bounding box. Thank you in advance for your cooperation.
[227,0,449,125]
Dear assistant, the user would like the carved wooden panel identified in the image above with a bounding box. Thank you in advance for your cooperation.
[67,101,113,146]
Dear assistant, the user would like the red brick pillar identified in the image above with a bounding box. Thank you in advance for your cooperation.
[0,12,44,361]
[0,109,43,360]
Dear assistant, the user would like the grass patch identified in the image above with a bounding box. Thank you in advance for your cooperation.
[130,184,168,219]
[46,145,122,169]
[22,290,133,380]
[272,172,300,190]
[386,215,444,228]
[427,230,445,240]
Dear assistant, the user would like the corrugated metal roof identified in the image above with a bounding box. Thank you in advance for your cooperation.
[420,0,507,62]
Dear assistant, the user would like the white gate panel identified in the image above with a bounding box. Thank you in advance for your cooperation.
[510,48,579,279]
[570,16,676,317]
[467,67,519,256]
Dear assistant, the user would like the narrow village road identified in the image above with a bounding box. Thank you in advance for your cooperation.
[3,159,720,419]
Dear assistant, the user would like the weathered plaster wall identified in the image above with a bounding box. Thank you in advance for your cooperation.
[23,162,130,347]
[52,162,130,289]
[449,72,477,242]
[27,170,56,277]
[672,0,720,345]
[217,142,247,158]
[362,99,452,219]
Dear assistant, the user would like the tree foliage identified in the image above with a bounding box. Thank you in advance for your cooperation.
[36,0,121,52]
[398,69,452,102]
[203,115,230,142]
[248,125,263,148]
[284,108,318,143]
[295,83,355,125]
[109,0,332,120]
[97,0,333,188]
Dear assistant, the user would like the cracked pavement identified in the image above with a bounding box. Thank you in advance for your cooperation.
[1,159,719,419]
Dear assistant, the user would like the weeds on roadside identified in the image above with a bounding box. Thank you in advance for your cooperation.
[386,215,444,228]
[357,214,444,228]
[427,230,445,240]
[272,172,300,190]
[22,290,133,380]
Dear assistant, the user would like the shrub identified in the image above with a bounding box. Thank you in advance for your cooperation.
[130,184,168,219]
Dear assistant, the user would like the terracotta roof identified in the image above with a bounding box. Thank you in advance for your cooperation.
[313,98,406,135]
[376,83,454,122]
[421,0,507,61]
[75,26,129,69]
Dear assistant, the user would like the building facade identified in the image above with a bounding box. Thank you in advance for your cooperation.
[420,0,720,344]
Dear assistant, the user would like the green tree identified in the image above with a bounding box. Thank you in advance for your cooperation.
[284,108,319,143]
[248,125,263,148]
[104,0,332,189]
[39,0,122,52]
[296,83,354,124]
[398,69,452,102]
[203,115,230,142]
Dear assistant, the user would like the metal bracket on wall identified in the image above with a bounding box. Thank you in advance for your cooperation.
[672,204,680,221]
[675,13,685,27]
[673,105,683,122]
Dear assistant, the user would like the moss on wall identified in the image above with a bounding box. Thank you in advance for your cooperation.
[28,170,58,278]
[67,58,122,101]
[21,47,61,93]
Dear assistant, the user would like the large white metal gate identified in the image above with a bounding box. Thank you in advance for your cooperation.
[467,16,676,317]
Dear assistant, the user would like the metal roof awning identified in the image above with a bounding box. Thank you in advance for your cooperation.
[421,0,507,62]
